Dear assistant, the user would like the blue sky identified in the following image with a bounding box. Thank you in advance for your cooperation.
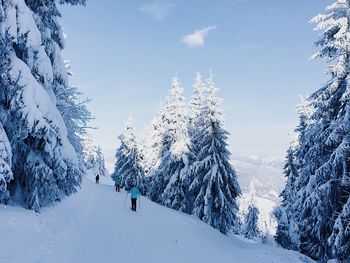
[60,0,330,158]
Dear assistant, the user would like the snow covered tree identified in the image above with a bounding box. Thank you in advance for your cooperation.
[328,196,350,261]
[148,76,193,212]
[112,117,144,192]
[95,147,107,177]
[243,203,260,240]
[298,2,350,260]
[188,75,241,234]
[277,1,350,261]
[0,0,86,211]
[138,114,164,176]
[275,147,300,250]
[83,133,98,171]
[188,73,206,155]
[59,84,92,166]
[112,134,128,180]
[0,122,13,205]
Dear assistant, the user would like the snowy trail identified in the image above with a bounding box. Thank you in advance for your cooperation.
[0,176,313,263]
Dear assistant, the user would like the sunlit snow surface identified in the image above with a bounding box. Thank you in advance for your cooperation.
[0,172,312,263]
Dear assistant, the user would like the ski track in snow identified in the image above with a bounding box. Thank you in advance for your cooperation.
[0,174,313,263]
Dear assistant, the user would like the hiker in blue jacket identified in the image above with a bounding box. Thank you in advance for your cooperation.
[129,186,140,211]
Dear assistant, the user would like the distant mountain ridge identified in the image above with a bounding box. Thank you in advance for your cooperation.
[233,152,284,202]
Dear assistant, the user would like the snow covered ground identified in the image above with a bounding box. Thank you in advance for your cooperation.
[0,173,312,263]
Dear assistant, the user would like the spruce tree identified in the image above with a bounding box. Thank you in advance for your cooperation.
[188,73,206,155]
[243,203,260,240]
[329,197,350,261]
[59,85,92,167]
[83,133,97,171]
[148,76,192,212]
[275,147,300,250]
[112,134,128,181]
[299,2,350,260]
[0,122,12,204]
[0,0,86,211]
[113,117,144,192]
[277,1,350,260]
[138,114,164,176]
[95,147,107,177]
[188,75,241,234]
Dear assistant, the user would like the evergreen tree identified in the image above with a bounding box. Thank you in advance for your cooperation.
[243,203,260,240]
[0,0,85,211]
[188,75,241,234]
[0,122,12,204]
[278,1,350,260]
[83,133,97,170]
[148,76,192,212]
[299,2,350,260]
[113,117,144,192]
[59,84,92,166]
[275,147,300,250]
[95,147,107,177]
[329,196,350,261]
[188,73,206,155]
[112,134,128,181]
[138,114,164,176]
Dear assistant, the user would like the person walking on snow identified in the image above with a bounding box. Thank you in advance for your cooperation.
[114,176,122,192]
[129,186,140,211]
[95,173,100,184]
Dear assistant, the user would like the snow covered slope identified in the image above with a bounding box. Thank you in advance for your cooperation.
[0,174,312,263]
[239,193,278,236]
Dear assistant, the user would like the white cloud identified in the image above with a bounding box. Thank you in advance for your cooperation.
[139,0,177,20]
[181,26,217,48]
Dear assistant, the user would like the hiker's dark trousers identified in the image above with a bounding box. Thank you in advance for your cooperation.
[115,185,120,192]
[131,198,137,211]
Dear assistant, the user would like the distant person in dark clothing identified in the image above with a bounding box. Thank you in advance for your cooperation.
[95,174,100,184]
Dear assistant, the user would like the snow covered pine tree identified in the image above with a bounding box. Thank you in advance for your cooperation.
[243,203,260,240]
[274,147,300,250]
[147,76,193,212]
[95,147,107,177]
[0,122,13,204]
[188,73,206,155]
[112,117,144,192]
[138,114,165,177]
[277,1,350,261]
[275,96,313,251]
[0,0,86,211]
[188,75,241,234]
[112,135,128,181]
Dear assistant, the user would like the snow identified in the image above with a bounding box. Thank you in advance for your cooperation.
[233,153,284,202]
[8,55,78,164]
[0,172,314,263]
[239,193,278,236]
[15,0,42,46]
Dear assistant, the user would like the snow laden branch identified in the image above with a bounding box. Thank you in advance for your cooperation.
[0,0,90,211]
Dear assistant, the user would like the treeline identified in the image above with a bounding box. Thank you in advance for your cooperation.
[112,74,242,234]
